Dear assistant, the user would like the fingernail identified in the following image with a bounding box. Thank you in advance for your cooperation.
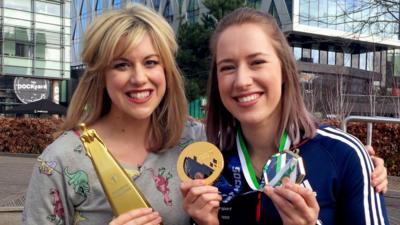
[141,208,153,213]
[195,179,205,185]
[264,186,272,194]
[282,177,289,184]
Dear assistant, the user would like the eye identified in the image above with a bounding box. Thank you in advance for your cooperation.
[251,59,266,66]
[112,62,130,71]
[144,59,160,68]
[219,65,236,73]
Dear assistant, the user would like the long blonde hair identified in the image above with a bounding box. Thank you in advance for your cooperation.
[63,4,187,151]
[206,8,317,150]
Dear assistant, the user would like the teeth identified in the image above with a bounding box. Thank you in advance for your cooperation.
[238,94,258,103]
[128,91,150,99]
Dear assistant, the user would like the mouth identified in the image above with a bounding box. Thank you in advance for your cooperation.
[126,90,152,102]
[235,93,261,104]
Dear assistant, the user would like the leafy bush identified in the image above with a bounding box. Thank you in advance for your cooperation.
[0,117,62,154]
[322,120,400,176]
[0,117,398,175]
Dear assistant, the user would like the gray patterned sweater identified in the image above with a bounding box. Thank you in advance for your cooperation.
[22,120,206,225]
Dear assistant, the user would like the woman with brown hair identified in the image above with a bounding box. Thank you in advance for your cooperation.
[181,7,389,225]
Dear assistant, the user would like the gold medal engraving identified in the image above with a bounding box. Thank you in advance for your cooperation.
[177,142,224,185]
[79,124,151,216]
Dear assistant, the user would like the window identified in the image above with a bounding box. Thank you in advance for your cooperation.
[336,52,343,66]
[64,2,71,18]
[318,0,328,28]
[311,49,319,63]
[4,0,31,11]
[163,0,173,23]
[367,52,373,71]
[187,0,199,24]
[113,0,121,8]
[393,50,400,77]
[15,27,30,42]
[35,1,61,16]
[299,0,310,25]
[153,0,160,11]
[15,43,30,57]
[302,48,311,61]
[359,52,366,70]
[96,0,103,14]
[319,50,327,64]
[328,51,335,65]
[344,53,351,67]
[268,1,281,27]
[351,54,359,69]
[284,0,292,16]
[293,47,302,61]
[336,0,345,31]
[309,0,318,26]
[327,0,336,30]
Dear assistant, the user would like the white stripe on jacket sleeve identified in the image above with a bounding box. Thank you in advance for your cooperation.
[317,127,386,225]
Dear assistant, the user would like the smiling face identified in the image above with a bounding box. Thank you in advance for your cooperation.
[105,33,166,122]
[216,23,282,128]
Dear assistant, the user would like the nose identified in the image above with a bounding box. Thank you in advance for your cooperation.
[234,64,252,90]
[130,65,148,86]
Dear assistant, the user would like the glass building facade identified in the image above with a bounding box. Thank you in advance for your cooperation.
[273,0,399,116]
[71,0,205,69]
[293,0,400,80]
[70,0,400,116]
[0,0,71,113]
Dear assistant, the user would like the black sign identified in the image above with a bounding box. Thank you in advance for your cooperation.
[14,77,50,104]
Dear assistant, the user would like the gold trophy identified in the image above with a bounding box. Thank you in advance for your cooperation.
[79,123,151,216]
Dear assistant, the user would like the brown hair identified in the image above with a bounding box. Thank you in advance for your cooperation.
[206,7,317,150]
[62,4,187,151]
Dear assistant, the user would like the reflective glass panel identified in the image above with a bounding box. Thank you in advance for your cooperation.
[36,1,61,16]
[344,53,351,67]
[294,47,302,61]
[328,51,335,65]
[4,0,31,11]
[312,49,319,63]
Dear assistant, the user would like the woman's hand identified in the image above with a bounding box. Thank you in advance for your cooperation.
[109,208,162,225]
[264,178,319,225]
[366,145,388,193]
[180,179,221,225]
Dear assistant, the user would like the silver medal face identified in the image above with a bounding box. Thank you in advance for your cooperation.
[263,150,305,187]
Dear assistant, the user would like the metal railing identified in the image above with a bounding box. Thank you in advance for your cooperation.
[340,116,400,145]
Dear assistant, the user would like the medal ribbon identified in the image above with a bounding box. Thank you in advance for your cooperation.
[236,129,290,191]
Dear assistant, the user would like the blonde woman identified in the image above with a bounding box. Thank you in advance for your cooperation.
[23,5,205,225]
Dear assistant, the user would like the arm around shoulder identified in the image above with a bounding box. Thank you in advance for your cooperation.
[336,139,389,225]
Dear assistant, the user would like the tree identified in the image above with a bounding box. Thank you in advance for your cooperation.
[202,0,246,21]
[176,0,250,101]
[176,22,211,101]
[320,0,399,37]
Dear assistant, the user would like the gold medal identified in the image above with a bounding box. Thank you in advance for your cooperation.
[177,142,224,185]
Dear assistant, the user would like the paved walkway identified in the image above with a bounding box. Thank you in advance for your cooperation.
[0,154,399,224]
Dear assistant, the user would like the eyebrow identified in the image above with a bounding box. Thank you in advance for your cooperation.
[112,54,160,62]
[216,52,270,66]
